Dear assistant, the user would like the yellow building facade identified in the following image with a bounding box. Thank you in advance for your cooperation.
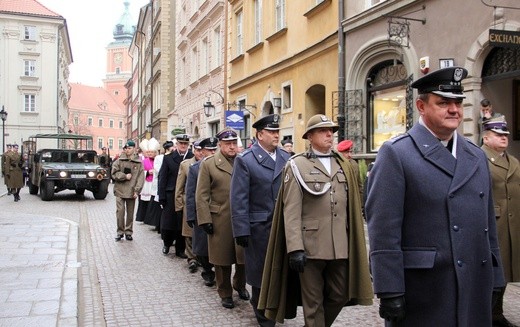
[227,0,339,151]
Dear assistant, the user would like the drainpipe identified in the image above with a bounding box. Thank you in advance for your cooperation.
[337,0,346,142]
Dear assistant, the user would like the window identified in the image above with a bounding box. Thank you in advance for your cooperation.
[24,60,36,76]
[98,138,104,149]
[365,0,386,8]
[108,138,114,149]
[74,116,79,126]
[201,37,208,76]
[275,0,285,31]
[24,26,36,41]
[88,117,93,126]
[209,122,221,138]
[115,67,120,74]
[87,140,93,149]
[254,0,263,44]
[118,139,124,149]
[98,118,103,127]
[213,26,222,69]
[282,83,292,110]
[109,119,114,128]
[24,94,36,112]
[191,46,198,83]
[239,115,251,148]
[119,120,123,129]
[236,10,244,56]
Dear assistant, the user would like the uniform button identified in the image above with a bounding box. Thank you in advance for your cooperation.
[457,260,463,267]
[481,260,488,265]
[484,228,488,233]
[479,192,485,198]
[453,225,459,231]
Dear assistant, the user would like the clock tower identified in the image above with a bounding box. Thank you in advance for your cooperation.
[104,1,135,106]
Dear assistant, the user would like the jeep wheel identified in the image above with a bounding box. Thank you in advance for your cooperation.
[75,188,85,195]
[93,180,109,200]
[28,180,39,195]
[40,181,55,201]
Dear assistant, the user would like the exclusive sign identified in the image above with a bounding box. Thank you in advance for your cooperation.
[489,29,520,48]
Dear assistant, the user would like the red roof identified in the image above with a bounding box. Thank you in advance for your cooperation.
[69,83,124,114]
[0,0,62,18]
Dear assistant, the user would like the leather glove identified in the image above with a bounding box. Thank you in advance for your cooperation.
[288,250,306,273]
[379,295,406,322]
[186,220,195,228]
[492,288,502,308]
[235,236,249,247]
[200,223,214,235]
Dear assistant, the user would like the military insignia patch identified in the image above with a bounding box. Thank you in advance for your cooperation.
[314,183,321,191]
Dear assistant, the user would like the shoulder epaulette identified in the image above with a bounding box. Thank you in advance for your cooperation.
[202,155,214,161]
[387,132,409,144]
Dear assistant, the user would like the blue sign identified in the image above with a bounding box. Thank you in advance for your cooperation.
[225,110,244,130]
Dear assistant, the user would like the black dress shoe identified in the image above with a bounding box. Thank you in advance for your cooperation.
[176,252,188,259]
[125,235,133,241]
[221,297,235,309]
[493,315,517,327]
[115,234,123,241]
[237,289,250,301]
[162,246,169,254]
[188,261,198,273]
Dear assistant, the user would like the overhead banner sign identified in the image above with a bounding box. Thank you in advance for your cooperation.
[225,110,244,130]
[489,29,520,48]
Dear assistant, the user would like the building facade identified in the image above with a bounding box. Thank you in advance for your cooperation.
[342,0,520,157]
[227,0,339,150]
[130,0,176,145]
[176,0,226,141]
[0,0,72,150]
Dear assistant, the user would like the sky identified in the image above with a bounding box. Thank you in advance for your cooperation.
[39,0,149,87]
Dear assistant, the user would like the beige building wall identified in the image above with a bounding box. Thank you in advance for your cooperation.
[228,0,339,151]
[175,0,226,140]
[0,10,72,150]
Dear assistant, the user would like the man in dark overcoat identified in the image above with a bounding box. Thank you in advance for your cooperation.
[230,114,290,326]
[196,128,248,309]
[5,144,23,201]
[366,67,506,326]
[481,119,520,327]
[158,134,193,257]
[186,137,218,287]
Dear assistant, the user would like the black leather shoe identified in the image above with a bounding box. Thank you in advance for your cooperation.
[115,234,123,241]
[221,297,235,309]
[204,279,216,287]
[188,261,198,273]
[176,252,188,259]
[237,289,250,301]
[493,315,517,327]
[125,235,133,241]
[162,246,169,254]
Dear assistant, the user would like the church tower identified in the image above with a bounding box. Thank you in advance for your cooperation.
[104,1,135,106]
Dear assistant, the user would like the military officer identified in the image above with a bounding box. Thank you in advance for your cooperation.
[366,67,505,326]
[175,140,203,273]
[5,144,23,202]
[259,114,373,326]
[111,140,144,241]
[230,114,290,326]
[481,119,520,327]
[158,134,193,257]
[196,128,248,309]
[186,137,218,287]
[2,144,13,195]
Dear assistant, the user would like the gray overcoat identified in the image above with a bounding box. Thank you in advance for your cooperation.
[230,144,290,288]
[366,123,505,326]
[186,160,208,256]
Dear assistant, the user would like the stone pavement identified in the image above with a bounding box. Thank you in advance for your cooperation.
[0,183,519,326]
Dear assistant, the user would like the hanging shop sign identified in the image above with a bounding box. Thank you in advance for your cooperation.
[489,29,520,48]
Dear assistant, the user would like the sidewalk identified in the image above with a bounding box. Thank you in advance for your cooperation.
[0,187,79,327]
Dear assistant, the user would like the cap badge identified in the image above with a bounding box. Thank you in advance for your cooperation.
[273,114,279,123]
[453,68,464,82]
[320,115,328,122]
[314,183,321,191]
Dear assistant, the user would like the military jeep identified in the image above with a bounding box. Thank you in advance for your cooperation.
[27,133,110,201]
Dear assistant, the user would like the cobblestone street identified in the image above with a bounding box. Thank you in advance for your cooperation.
[0,184,519,326]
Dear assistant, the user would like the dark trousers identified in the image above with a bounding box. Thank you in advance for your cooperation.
[197,255,215,283]
[161,229,185,254]
[251,286,276,327]
[214,264,246,299]
[492,285,507,318]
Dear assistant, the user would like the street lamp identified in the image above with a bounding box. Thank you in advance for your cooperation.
[203,101,215,117]
[0,106,8,153]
